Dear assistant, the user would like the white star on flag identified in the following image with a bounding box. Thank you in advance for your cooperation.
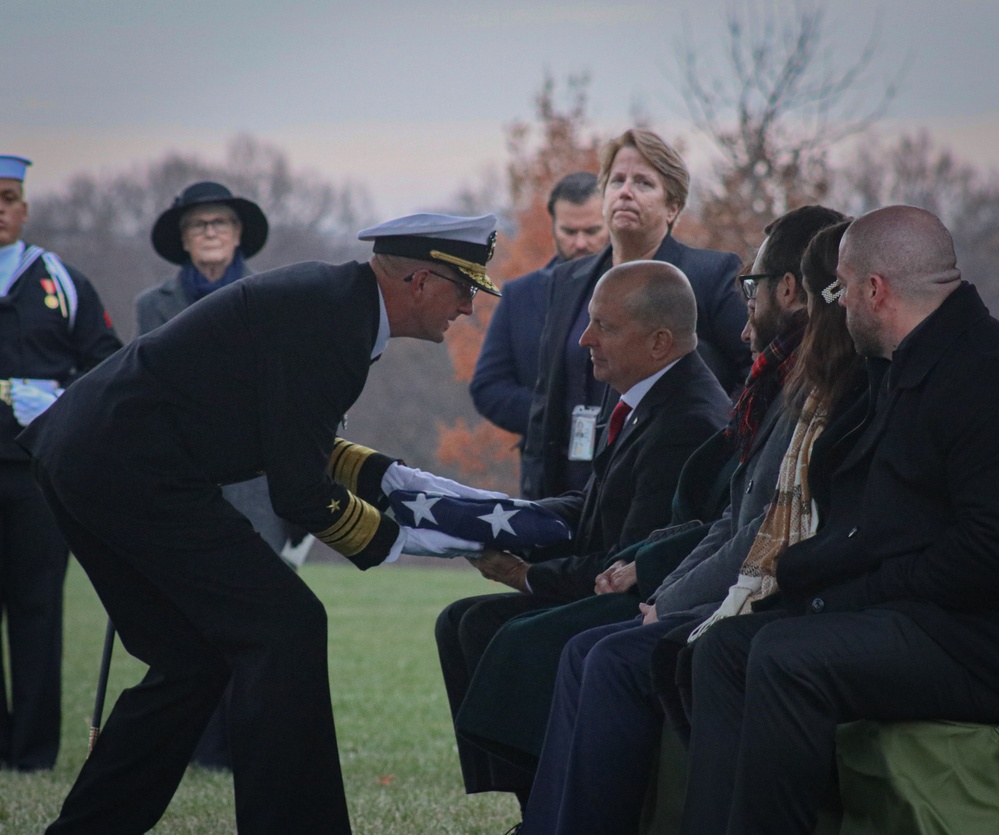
[478,503,520,538]
[402,493,442,526]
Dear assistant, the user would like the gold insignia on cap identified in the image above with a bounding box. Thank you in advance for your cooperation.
[45,296,60,310]
[430,249,501,296]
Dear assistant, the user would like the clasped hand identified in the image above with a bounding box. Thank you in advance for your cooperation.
[594,559,637,595]
[468,548,531,593]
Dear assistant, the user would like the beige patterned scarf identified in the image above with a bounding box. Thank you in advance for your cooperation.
[689,389,827,642]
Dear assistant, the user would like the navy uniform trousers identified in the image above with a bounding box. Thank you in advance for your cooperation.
[36,462,351,835]
[0,462,68,771]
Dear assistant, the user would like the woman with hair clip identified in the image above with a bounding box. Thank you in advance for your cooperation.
[664,217,877,835]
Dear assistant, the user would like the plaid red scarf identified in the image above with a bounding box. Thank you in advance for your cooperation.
[728,311,807,460]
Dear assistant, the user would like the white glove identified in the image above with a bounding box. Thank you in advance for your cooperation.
[686,574,762,643]
[10,379,62,427]
[386,526,483,562]
[381,461,508,500]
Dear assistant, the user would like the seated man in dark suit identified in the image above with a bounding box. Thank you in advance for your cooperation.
[470,172,607,497]
[436,259,731,810]
[522,128,747,500]
[679,205,999,835]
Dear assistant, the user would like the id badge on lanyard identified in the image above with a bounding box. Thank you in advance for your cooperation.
[568,405,601,461]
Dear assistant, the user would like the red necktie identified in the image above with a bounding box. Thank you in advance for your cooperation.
[607,401,633,445]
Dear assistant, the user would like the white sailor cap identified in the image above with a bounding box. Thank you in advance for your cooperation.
[358,212,500,296]
[0,155,32,181]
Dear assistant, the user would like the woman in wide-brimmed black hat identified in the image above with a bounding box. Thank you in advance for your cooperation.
[138,181,269,331]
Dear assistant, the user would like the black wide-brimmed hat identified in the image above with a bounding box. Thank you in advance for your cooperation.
[151,181,269,264]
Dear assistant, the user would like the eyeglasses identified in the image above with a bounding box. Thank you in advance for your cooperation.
[738,273,784,301]
[412,269,478,301]
[182,217,238,237]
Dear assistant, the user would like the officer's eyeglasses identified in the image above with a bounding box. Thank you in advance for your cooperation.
[424,270,479,301]
[403,269,478,301]
[739,273,784,301]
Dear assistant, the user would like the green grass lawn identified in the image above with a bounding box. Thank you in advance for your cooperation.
[0,558,520,834]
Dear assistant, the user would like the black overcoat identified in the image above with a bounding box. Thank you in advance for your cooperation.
[0,252,121,459]
[776,282,999,693]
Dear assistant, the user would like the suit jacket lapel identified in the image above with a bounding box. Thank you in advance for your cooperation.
[592,356,684,474]
[591,384,617,470]
[653,234,681,266]
[837,385,900,474]
[581,361,683,550]
[560,247,611,330]
[543,249,609,405]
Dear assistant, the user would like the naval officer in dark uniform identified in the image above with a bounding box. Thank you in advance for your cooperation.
[0,154,122,772]
[19,212,500,835]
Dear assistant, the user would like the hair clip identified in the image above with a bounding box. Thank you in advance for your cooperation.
[821,280,844,304]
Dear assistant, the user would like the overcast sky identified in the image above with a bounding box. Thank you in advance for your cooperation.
[7,0,999,217]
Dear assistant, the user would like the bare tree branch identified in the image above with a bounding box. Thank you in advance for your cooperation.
[670,0,905,256]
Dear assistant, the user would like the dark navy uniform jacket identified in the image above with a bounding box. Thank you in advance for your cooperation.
[0,250,122,460]
[18,260,399,567]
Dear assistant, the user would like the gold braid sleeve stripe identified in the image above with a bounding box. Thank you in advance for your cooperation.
[316,493,382,557]
[327,438,379,493]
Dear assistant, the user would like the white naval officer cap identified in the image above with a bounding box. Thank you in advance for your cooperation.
[0,155,32,181]
[358,213,500,296]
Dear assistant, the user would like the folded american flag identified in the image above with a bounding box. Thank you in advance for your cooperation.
[388,492,573,549]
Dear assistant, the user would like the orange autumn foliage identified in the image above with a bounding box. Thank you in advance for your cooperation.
[436,76,605,494]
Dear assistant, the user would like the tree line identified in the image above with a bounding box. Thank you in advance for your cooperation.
[22,5,999,490]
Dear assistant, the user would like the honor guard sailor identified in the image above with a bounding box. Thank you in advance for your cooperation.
[0,154,122,772]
